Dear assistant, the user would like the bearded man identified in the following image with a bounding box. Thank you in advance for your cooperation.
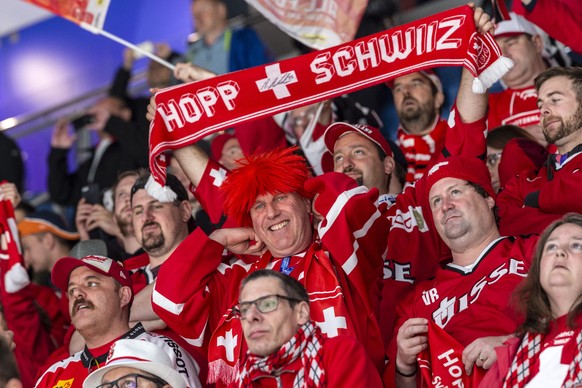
[497,66,582,236]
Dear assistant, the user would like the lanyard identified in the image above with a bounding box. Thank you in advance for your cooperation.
[280,256,294,275]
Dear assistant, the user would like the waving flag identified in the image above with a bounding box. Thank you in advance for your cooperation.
[23,0,111,30]
[248,0,368,50]
[22,0,175,70]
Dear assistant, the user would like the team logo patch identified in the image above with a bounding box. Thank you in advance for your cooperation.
[53,379,74,388]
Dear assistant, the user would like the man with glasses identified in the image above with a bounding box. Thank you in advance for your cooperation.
[233,269,381,386]
[35,255,202,388]
[84,339,186,388]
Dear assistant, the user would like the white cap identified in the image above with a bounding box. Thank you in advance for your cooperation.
[494,12,538,38]
[83,339,186,388]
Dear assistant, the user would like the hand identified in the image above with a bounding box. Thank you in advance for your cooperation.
[462,334,509,374]
[75,198,93,240]
[396,318,429,374]
[469,3,495,35]
[84,204,121,237]
[155,42,172,59]
[173,62,216,83]
[51,118,77,149]
[122,48,135,70]
[86,105,111,132]
[0,182,21,208]
[146,93,159,122]
[209,227,266,256]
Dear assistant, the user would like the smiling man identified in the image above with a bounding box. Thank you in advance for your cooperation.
[35,255,202,388]
[152,147,389,385]
[497,67,582,236]
[234,269,381,386]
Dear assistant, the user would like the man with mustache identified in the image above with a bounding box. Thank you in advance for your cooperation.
[390,70,447,184]
[35,255,202,388]
[497,66,582,236]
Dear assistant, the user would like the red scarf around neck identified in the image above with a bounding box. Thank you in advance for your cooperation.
[146,5,513,200]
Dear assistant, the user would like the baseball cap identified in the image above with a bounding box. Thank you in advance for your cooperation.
[324,122,393,159]
[424,156,495,200]
[494,12,538,38]
[130,172,189,203]
[18,211,79,241]
[52,255,132,292]
[83,339,186,388]
[386,69,443,94]
[211,132,237,161]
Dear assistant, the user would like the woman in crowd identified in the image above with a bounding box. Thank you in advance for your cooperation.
[481,213,582,386]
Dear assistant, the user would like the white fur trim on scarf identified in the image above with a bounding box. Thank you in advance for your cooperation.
[472,56,515,93]
[145,175,178,203]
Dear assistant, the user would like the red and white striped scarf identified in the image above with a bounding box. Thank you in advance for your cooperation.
[503,329,582,387]
[146,5,513,201]
[236,321,326,388]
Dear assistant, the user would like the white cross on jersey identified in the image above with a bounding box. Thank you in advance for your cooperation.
[217,329,238,362]
[209,167,227,187]
[255,64,298,99]
[316,307,347,337]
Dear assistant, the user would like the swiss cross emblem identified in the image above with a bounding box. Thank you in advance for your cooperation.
[255,64,298,99]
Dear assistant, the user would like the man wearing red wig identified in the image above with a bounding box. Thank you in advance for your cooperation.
[151,146,389,386]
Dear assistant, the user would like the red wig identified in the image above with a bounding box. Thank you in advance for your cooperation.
[221,147,311,226]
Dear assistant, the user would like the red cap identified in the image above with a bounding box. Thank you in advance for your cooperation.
[324,122,393,158]
[424,156,495,200]
[211,132,237,161]
[52,255,132,292]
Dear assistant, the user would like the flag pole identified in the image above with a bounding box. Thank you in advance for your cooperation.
[80,23,176,71]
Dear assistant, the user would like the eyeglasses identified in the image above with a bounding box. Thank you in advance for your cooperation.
[486,152,502,168]
[96,373,168,388]
[233,294,301,320]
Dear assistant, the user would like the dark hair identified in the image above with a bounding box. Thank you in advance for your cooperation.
[487,125,533,149]
[240,269,309,306]
[516,213,582,335]
[534,67,582,106]
[466,182,499,223]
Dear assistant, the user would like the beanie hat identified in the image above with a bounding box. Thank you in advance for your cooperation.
[425,156,495,200]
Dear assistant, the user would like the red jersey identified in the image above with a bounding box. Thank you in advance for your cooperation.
[380,107,488,345]
[497,146,582,236]
[35,324,203,388]
[389,236,538,368]
[229,334,382,387]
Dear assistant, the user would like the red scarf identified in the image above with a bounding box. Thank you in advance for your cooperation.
[397,118,448,184]
[503,329,582,387]
[207,243,356,386]
[236,321,326,387]
[0,199,29,294]
[146,5,512,200]
[418,322,486,387]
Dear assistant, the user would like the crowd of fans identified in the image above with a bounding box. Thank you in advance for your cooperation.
[1,0,582,387]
